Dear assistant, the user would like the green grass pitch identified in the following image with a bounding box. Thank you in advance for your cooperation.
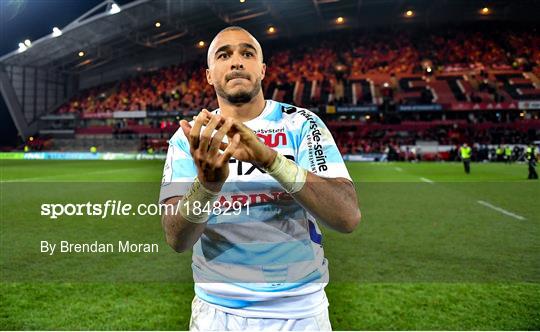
[1,160,539,330]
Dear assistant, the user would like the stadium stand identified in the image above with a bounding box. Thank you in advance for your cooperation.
[1,1,538,161]
[33,23,537,160]
[55,25,540,115]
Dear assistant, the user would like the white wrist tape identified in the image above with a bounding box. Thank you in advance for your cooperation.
[265,152,307,194]
[179,178,219,224]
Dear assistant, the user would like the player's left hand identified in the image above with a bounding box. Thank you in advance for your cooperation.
[197,110,276,168]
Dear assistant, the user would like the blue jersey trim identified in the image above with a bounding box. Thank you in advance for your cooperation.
[263,100,284,121]
[234,269,323,292]
[172,161,197,179]
[208,204,305,225]
[308,220,323,245]
[195,286,252,308]
[195,239,315,265]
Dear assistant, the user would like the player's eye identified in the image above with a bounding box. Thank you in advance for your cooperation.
[243,51,254,57]
[217,53,229,59]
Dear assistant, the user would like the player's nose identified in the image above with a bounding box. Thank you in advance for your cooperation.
[229,52,245,71]
[230,62,244,71]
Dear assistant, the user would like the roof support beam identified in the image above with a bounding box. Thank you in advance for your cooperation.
[0,65,36,140]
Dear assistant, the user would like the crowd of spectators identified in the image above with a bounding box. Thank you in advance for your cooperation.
[58,62,218,114]
[48,23,540,159]
[332,120,538,157]
[57,24,539,115]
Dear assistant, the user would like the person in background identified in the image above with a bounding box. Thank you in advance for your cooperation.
[496,145,503,162]
[460,143,472,174]
[504,145,512,164]
[526,143,538,180]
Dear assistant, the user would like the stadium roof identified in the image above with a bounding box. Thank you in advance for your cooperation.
[1,0,538,74]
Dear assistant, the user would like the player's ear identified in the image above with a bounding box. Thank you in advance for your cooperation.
[206,68,213,86]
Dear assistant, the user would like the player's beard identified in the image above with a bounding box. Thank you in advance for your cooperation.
[215,77,262,105]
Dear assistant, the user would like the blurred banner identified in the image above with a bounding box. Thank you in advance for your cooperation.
[0,152,166,160]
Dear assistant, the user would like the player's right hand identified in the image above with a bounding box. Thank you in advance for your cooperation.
[180,109,240,192]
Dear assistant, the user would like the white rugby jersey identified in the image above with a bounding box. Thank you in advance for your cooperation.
[159,99,352,318]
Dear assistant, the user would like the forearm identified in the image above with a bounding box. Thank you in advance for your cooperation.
[293,173,361,233]
[161,196,207,252]
[161,177,220,252]
[263,152,361,233]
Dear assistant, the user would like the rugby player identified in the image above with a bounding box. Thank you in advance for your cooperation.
[160,26,361,331]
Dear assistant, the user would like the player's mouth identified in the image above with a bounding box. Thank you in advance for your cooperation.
[228,78,249,84]
[226,72,250,82]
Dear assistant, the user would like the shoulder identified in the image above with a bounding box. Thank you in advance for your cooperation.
[168,126,190,150]
[271,100,323,128]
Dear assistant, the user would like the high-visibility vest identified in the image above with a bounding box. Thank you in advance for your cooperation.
[527,147,535,160]
[460,146,471,159]
[505,147,512,156]
[525,146,536,161]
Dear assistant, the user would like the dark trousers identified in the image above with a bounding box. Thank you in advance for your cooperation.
[529,163,538,179]
[463,159,471,174]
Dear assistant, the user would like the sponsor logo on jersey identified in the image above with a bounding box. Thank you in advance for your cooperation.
[215,191,294,207]
[281,105,298,114]
[229,155,295,176]
[256,132,287,148]
[298,109,328,172]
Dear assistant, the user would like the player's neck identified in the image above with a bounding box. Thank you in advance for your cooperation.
[217,93,266,123]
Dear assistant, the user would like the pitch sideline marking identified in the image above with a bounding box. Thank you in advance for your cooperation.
[420,177,434,184]
[477,200,526,220]
[394,167,403,172]
[0,167,141,183]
